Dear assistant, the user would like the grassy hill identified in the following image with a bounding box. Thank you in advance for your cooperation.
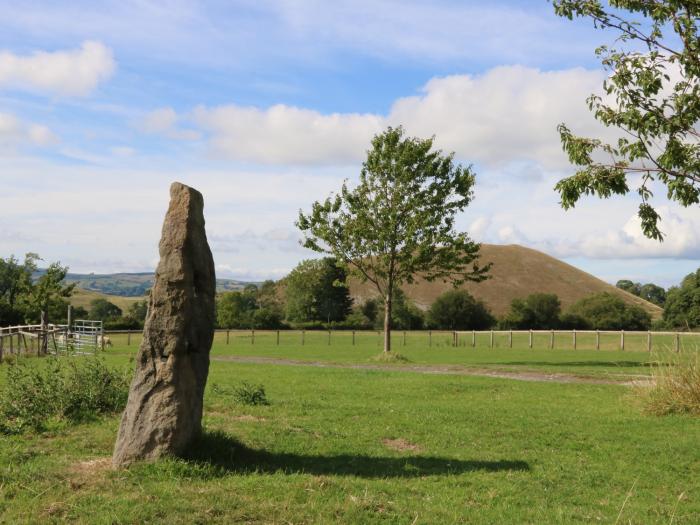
[349,244,663,319]
[69,288,146,312]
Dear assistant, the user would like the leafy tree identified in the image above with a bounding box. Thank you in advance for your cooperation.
[376,288,425,330]
[564,292,651,330]
[427,289,494,330]
[284,258,352,324]
[616,279,642,296]
[216,290,256,329]
[501,293,562,329]
[663,269,700,329]
[360,299,379,325]
[297,127,489,352]
[126,300,148,323]
[552,1,700,239]
[639,282,666,306]
[88,299,122,322]
[0,254,36,325]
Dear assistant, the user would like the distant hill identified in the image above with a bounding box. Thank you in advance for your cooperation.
[36,270,258,297]
[350,244,663,319]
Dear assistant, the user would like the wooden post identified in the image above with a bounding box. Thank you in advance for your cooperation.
[252,329,255,345]
[528,330,533,349]
[9,332,14,355]
[620,330,625,351]
[647,331,652,352]
[226,330,230,345]
[403,331,406,346]
[454,331,458,347]
[490,330,494,349]
[429,330,432,347]
[675,332,680,353]
[573,329,577,350]
[302,330,305,346]
[550,330,554,350]
[127,331,132,345]
[472,330,476,348]
[276,330,280,345]
[352,331,355,346]
[40,310,48,355]
[0,335,3,363]
[596,330,600,350]
[508,330,512,348]
[327,330,331,346]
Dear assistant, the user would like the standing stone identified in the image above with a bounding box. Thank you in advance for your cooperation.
[113,182,216,467]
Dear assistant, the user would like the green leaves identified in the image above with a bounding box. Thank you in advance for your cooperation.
[551,0,700,240]
[297,127,490,338]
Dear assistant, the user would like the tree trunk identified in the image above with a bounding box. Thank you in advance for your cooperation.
[383,294,392,353]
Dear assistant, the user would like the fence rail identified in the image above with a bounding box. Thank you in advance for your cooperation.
[98,328,700,353]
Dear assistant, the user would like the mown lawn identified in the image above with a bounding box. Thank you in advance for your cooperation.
[1,354,699,524]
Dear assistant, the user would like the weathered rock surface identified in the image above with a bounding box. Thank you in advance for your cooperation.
[113,182,216,467]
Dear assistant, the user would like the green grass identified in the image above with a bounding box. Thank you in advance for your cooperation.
[0,352,699,523]
[102,330,700,380]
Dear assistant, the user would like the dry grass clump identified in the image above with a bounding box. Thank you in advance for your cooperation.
[641,350,700,416]
[371,352,411,363]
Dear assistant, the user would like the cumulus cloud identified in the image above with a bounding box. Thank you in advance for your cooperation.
[0,111,58,150]
[193,104,383,164]
[189,66,606,168]
[140,107,200,140]
[0,41,115,97]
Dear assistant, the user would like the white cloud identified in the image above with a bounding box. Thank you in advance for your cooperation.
[189,66,606,168]
[0,41,115,97]
[0,111,58,149]
[193,104,383,164]
[140,107,200,140]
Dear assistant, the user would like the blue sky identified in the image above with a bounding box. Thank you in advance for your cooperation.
[0,0,698,287]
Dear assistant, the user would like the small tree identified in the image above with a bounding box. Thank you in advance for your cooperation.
[552,1,700,239]
[564,292,651,330]
[501,293,561,330]
[664,269,700,329]
[88,298,122,322]
[297,127,489,352]
[428,289,494,330]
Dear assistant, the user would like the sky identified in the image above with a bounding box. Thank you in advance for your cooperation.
[0,0,698,288]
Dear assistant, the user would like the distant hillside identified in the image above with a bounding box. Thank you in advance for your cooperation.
[350,244,663,319]
[69,288,146,312]
[36,270,258,297]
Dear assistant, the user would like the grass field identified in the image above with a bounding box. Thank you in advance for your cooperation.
[1,338,699,523]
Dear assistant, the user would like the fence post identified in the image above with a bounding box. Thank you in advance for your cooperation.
[127,331,132,346]
[454,331,458,347]
[647,331,651,352]
[226,330,230,345]
[9,332,13,354]
[328,330,331,346]
[529,330,533,349]
[620,330,624,351]
[509,330,512,348]
[596,330,600,350]
[403,331,406,347]
[573,329,577,350]
[0,335,3,363]
[252,329,255,345]
[276,330,280,346]
[352,331,355,346]
[429,330,432,347]
[550,330,554,350]
[675,332,680,353]
[490,330,494,349]
[472,330,476,348]
[302,330,305,346]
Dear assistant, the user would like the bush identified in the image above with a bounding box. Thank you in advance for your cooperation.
[427,290,495,330]
[564,292,651,330]
[641,353,700,416]
[500,293,561,329]
[0,358,130,434]
[233,381,270,406]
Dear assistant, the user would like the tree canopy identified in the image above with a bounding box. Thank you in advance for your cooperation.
[552,1,700,240]
[501,293,562,329]
[563,292,651,330]
[297,126,489,352]
[427,289,494,330]
[663,268,700,329]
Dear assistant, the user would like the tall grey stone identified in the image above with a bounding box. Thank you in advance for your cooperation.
[113,182,216,467]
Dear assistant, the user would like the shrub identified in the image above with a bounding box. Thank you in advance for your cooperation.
[233,381,270,406]
[641,352,700,416]
[0,358,130,434]
[500,293,561,329]
[428,290,495,330]
[564,292,651,330]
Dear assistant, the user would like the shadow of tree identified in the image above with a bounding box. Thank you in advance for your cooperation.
[181,430,530,478]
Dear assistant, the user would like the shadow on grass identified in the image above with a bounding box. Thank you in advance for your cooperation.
[181,430,530,478]
[501,360,656,368]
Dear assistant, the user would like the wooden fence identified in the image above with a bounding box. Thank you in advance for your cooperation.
[0,323,68,362]
[100,328,700,353]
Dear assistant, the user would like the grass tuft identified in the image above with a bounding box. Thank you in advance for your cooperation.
[640,350,700,416]
[371,351,411,363]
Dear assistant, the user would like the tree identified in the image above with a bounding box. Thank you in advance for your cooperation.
[616,279,642,296]
[216,290,256,328]
[126,300,148,323]
[297,127,489,352]
[376,288,425,330]
[427,289,494,330]
[88,298,122,322]
[552,1,700,240]
[663,268,700,329]
[284,258,352,324]
[639,282,666,306]
[501,293,561,329]
[0,254,36,325]
[564,292,651,330]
